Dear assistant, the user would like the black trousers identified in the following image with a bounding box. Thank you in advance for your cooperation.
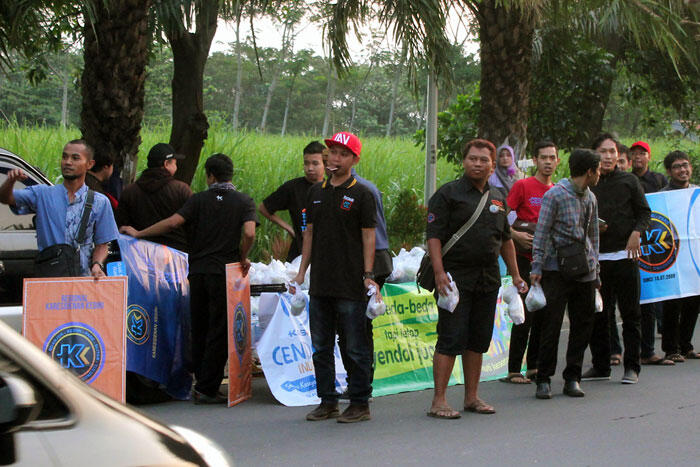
[661,296,700,355]
[189,273,228,397]
[640,302,662,359]
[536,270,596,384]
[507,254,542,373]
[589,260,641,374]
[609,308,623,356]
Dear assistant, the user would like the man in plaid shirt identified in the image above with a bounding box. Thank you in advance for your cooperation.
[531,149,601,400]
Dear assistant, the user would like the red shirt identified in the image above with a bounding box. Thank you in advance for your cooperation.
[507,176,553,260]
[507,176,553,223]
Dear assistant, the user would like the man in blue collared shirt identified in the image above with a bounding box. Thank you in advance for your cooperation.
[0,139,119,278]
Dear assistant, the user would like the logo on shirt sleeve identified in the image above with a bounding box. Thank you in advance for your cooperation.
[427,213,436,223]
[341,195,354,211]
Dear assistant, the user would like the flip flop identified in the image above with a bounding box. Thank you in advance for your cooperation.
[464,399,496,414]
[427,406,461,419]
[610,355,622,366]
[684,351,700,359]
[499,373,532,384]
[641,356,675,366]
[666,353,686,363]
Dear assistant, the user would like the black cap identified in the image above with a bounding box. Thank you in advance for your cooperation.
[147,143,185,164]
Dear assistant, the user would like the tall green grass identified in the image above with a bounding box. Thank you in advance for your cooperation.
[3,122,695,260]
[0,123,457,261]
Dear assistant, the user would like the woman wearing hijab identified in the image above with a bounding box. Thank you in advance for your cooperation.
[489,145,523,193]
[489,145,523,226]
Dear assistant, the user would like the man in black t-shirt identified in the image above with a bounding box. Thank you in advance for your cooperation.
[630,140,671,365]
[292,131,379,424]
[259,141,326,261]
[121,154,257,404]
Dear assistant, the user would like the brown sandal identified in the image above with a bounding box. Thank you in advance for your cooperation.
[684,351,700,359]
[666,353,686,363]
[499,373,532,384]
[641,355,675,366]
[610,354,622,366]
[427,406,461,419]
[464,399,496,414]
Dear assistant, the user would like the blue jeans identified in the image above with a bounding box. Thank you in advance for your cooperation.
[309,296,372,404]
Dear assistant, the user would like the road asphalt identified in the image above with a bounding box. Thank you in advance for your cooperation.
[142,328,700,467]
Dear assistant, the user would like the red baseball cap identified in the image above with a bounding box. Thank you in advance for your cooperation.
[630,141,651,154]
[325,132,362,156]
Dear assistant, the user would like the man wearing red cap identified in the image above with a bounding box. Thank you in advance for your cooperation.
[630,141,667,194]
[293,131,379,423]
[630,140,670,366]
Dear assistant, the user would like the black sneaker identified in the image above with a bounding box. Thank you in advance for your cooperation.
[337,403,371,423]
[621,369,639,384]
[581,367,611,381]
[306,402,340,421]
[192,389,226,405]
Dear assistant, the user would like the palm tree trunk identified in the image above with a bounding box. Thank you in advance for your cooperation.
[80,0,151,184]
[166,0,219,185]
[477,0,535,154]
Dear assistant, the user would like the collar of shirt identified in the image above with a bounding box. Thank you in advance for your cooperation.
[322,175,357,190]
[458,175,489,193]
[65,183,88,205]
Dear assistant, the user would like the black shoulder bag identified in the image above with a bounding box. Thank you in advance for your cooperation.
[34,189,95,278]
[416,190,490,291]
[556,200,591,279]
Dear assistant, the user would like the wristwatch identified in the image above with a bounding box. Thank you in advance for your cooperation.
[363,271,375,280]
[91,261,106,272]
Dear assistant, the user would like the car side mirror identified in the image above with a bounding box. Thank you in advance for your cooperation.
[0,373,42,465]
[0,372,42,431]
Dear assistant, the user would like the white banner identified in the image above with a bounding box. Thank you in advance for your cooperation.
[256,293,347,407]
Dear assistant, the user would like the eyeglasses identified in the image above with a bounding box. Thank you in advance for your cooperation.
[671,162,690,170]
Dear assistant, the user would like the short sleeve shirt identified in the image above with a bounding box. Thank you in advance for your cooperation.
[13,184,118,275]
[507,176,553,224]
[262,177,313,261]
[426,177,510,292]
[306,176,376,301]
[177,186,258,275]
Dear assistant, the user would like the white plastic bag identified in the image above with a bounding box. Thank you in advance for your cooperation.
[595,289,603,313]
[437,273,459,313]
[525,283,547,311]
[287,281,307,316]
[365,285,386,319]
[502,284,525,325]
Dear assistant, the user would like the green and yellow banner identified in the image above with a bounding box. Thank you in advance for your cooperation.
[372,280,513,397]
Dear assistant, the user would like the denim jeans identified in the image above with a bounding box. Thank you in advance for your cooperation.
[310,296,372,404]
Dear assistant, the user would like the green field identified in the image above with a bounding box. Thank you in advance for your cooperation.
[1,123,696,261]
[0,123,458,261]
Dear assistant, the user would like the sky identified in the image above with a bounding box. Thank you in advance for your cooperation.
[210,10,479,61]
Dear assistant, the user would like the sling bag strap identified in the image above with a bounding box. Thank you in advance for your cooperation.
[76,189,95,247]
[441,190,490,256]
